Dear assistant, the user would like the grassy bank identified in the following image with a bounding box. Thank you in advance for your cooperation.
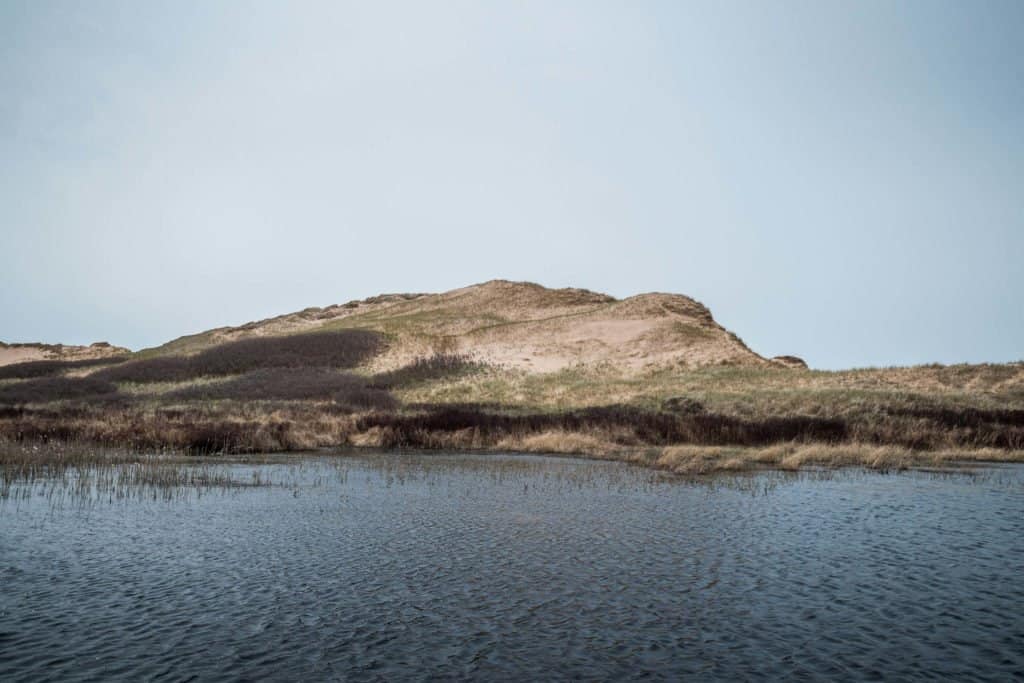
[1,331,1022,476]
[2,396,1022,476]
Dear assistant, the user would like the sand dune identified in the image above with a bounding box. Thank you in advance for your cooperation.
[147,280,802,373]
[0,341,129,367]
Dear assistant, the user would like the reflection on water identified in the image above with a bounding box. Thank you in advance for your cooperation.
[1,452,1023,681]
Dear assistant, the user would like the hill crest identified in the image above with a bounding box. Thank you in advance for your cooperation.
[0,341,129,367]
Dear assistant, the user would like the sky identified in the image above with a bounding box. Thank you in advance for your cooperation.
[1,1,1021,369]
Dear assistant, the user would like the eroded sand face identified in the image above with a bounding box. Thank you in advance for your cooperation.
[0,347,48,366]
[2,281,800,375]
[135,280,785,376]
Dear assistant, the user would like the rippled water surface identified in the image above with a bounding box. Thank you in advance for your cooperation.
[2,453,1023,681]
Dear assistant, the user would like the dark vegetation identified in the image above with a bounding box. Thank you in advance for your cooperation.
[0,355,130,380]
[371,353,480,389]
[661,396,705,415]
[0,377,119,405]
[887,406,1024,429]
[1,397,1022,455]
[169,368,396,411]
[93,330,385,383]
[359,406,849,448]
[359,404,1024,451]
[92,356,193,383]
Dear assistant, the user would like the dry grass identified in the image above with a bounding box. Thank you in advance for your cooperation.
[648,442,1024,475]
[0,403,359,454]
[496,430,619,457]
[1,400,1022,476]
[397,363,1024,413]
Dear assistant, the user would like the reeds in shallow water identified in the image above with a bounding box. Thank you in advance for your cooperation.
[0,439,266,502]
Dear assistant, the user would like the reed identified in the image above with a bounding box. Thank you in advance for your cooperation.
[0,438,266,501]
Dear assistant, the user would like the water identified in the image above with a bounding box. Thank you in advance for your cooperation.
[2,453,1023,681]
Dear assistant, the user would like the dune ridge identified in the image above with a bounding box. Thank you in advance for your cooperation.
[144,280,799,373]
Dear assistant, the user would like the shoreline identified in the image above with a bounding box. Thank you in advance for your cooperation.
[333,440,1024,476]
[5,433,1023,479]
[1,331,1020,480]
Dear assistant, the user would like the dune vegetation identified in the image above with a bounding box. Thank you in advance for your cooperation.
[1,281,1022,476]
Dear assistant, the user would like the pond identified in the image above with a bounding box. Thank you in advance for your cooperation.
[1,453,1022,680]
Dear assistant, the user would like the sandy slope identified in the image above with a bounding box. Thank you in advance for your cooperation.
[148,280,800,373]
[0,342,129,367]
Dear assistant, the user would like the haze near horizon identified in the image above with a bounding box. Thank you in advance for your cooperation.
[2,1,1021,369]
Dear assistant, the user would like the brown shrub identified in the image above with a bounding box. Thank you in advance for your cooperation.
[357,405,848,449]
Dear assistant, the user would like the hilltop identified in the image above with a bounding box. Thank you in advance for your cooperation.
[146,280,802,372]
[0,341,129,367]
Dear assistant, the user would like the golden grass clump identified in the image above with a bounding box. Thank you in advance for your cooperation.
[496,430,618,457]
[646,442,1024,475]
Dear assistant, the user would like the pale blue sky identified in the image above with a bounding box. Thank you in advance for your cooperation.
[2,1,1021,368]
